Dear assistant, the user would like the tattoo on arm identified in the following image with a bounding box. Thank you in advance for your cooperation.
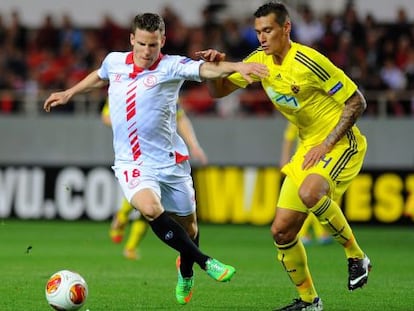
[323,90,366,149]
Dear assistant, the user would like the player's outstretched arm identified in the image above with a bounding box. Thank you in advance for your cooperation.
[199,61,267,83]
[195,49,257,98]
[43,70,107,112]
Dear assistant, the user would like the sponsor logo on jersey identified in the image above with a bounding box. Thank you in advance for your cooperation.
[266,88,299,108]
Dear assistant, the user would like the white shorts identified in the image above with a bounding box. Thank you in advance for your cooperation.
[112,161,196,216]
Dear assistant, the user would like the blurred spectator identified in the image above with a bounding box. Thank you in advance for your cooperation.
[405,49,414,89]
[34,14,60,51]
[163,18,189,55]
[318,12,339,54]
[0,14,6,47]
[239,17,259,50]
[8,10,28,51]
[221,18,254,60]
[330,32,353,71]
[59,14,83,52]
[99,14,129,51]
[387,7,412,42]
[380,57,407,90]
[341,3,366,48]
[364,29,381,71]
[395,35,412,70]
[293,4,324,47]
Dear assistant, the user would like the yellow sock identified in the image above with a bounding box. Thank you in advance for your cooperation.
[298,215,312,239]
[275,237,318,303]
[116,198,134,224]
[311,214,329,239]
[310,196,364,259]
[125,218,148,251]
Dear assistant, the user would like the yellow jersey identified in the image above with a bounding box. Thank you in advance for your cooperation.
[228,41,358,148]
[101,100,110,118]
[283,122,298,143]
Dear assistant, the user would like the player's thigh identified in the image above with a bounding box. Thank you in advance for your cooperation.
[113,164,163,219]
[283,133,366,200]
[160,162,196,217]
[277,176,308,213]
[131,188,164,220]
[273,177,308,242]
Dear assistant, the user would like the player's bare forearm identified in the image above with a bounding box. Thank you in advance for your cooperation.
[302,90,366,170]
[323,89,366,150]
[196,48,267,97]
[200,61,267,81]
[43,71,106,112]
[68,70,107,95]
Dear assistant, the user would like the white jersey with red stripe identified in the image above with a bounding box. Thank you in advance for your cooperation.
[97,52,204,168]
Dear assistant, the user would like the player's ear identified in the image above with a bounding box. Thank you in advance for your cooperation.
[284,20,291,35]
[130,33,135,46]
[160,35,166,48]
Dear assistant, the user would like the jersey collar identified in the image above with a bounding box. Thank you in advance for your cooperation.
[126,52,164,78]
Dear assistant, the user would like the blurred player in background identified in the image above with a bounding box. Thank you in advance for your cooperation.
[280,122,333,246]
[44,12,268,305]
[200,2,371,310]
[101,100,208,260]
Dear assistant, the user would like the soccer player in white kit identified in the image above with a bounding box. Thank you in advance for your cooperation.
[43,13,268,305]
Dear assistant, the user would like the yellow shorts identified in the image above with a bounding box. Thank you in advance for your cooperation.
[278,127,367,213]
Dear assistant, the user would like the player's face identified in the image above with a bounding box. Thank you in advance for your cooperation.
[254,13,290,57]
[130,29,166,68]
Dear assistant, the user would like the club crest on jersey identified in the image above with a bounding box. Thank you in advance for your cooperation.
[143,75,157,88]
[291,83,300,94]
[128,178,140,189]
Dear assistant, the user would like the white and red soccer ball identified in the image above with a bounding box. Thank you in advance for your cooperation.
[45,270,88,311]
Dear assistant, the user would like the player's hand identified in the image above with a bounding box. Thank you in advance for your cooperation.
[302,143,331,170]
[195,49,226,62]
[236,62,269,84]
[43,91,71,112]
[189,145,208,165]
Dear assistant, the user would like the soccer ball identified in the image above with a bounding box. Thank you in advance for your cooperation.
[45,270,88,311]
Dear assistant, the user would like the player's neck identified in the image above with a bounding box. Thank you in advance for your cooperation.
[272,40,291,65]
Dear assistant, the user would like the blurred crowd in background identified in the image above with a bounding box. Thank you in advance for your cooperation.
[0,1,413,117]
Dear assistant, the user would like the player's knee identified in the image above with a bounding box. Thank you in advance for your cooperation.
[299,175,330,208]
[138,203,164,221]
[270,224,296,245]
[298,187,321,208]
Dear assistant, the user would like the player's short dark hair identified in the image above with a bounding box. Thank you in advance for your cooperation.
[131,13,165,34]
[254,2,290,26]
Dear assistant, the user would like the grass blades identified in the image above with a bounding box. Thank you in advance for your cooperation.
[0,220,413,310]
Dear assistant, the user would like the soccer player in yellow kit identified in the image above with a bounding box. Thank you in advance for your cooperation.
[280,122,332,246]
[198,2,371,310]
[102,101,208,260]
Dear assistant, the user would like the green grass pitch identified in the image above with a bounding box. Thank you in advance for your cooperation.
[1,219,413,310]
